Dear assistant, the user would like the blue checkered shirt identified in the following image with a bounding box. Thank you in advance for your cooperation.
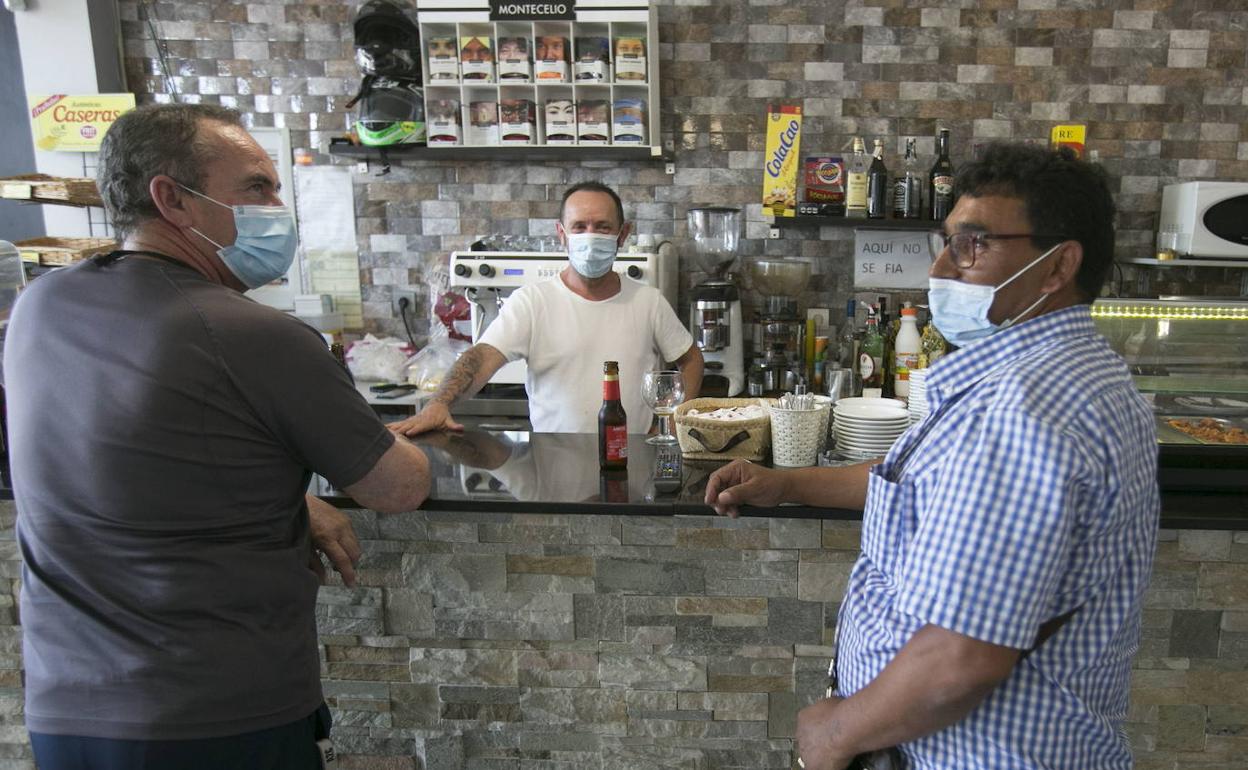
[835,305,1159,769]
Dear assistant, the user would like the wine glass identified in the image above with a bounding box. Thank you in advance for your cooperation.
[641,370,684,445]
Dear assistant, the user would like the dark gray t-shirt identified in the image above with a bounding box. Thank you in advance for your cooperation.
[5,254,394,740]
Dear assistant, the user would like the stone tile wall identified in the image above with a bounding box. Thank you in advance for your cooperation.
[115,1,1248,340]
[0,500,1246,768]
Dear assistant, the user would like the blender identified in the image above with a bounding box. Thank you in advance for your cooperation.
[687,207,745,397]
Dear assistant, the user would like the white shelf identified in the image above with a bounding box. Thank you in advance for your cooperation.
[1119,257,1248,269]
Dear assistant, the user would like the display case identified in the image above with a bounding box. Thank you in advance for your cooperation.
[1091,297,1248,494]
[414,0,659,153]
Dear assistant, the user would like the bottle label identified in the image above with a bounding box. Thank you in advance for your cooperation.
[932,175,953,196]
[604,425,628,462]
[602,376,621,401]
[858,351,875,380]
[894,352,919,381]
[847,174,868,207]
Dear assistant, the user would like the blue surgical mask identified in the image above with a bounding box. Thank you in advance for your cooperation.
[180,185,298,289]
[566,232,619,279]
[928,241,1063,348]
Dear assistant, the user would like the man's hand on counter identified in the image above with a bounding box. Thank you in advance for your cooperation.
[704,460,788,518]
[387,401,464,437]
[306,494,363,587]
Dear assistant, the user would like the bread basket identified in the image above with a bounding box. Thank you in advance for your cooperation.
[673,398,774,461]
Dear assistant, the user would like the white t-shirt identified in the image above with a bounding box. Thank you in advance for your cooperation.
[479,275,693,433]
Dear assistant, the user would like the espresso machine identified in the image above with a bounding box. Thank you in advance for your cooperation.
[449,250,677,384]
[687,207,745,397]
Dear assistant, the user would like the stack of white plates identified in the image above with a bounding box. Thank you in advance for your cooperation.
[907,369,930,424]
[832,397,910,455]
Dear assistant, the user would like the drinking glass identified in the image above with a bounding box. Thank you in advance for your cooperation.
[641,370,684,445]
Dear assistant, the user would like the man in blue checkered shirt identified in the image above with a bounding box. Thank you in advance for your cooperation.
[707,143,1159,769]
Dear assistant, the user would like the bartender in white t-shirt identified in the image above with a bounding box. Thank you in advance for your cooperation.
[388,181,703,436]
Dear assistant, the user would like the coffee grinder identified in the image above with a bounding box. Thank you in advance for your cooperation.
[747,258,812,395]
[687,207,745,397]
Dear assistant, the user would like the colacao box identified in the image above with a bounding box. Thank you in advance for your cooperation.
[762,104,802,218]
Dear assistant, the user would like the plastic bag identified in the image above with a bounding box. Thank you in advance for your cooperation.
[345,334,414,382]
[404,325,469,392]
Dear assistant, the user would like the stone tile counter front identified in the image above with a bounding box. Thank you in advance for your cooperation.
[0,432,1245,768]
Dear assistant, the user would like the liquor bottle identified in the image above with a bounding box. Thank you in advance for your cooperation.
[922,322,948,363]
[929,128,954,221]
[867,139,889,219]
[837,299,858,372]
[845,137,869,219]
[893,138,923,219]
[878,297,894,397]
[598,361,628,469]
[858,310,884,392]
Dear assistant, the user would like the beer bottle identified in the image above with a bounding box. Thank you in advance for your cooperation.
[599,469,629,503]
[599,361,628,469]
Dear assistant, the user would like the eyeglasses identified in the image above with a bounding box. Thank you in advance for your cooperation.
[929,230,1068,269]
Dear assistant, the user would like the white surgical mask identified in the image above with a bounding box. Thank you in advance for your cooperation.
[566,232,619,279]
[928,241,1063,348]
[180,185,298,289]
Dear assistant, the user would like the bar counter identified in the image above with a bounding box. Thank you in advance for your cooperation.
[0,432,1243,768]
[316,429,1248,531]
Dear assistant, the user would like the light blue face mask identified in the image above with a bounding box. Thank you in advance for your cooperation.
[180,184,298,289]
[928,241,1063,349]
[565,232,619,279]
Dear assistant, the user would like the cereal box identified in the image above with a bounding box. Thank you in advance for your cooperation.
[803,156,845,214]
[762,104,802,218]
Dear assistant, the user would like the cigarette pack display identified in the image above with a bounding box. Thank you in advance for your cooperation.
[575,37,610,81]
[614,36,646,81]
[577,99,610,145]
[497,36,531,81]
[535,36,569,81]
[544,98,576,144]
[500,99,535,145]
[427,36,459,81]
[427,99,461,146]
[467,100,499,145]
[612,97,645,144]
[460,36,494,82]
[803,156,845,213]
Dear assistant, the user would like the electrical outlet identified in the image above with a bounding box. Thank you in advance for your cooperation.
[354,162,368,174]
[768,227,781,240]
[665,162,676,175]
[806,307,831,332]
[391,288,418,316]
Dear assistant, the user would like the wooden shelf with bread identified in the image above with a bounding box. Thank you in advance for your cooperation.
[333,0,665,163]
[0,174,117,275]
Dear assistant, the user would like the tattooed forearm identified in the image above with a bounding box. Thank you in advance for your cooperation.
[432,348,484,407]
[430,344,504,408]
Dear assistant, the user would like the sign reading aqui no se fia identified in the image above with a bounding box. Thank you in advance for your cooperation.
[489,1,576,21]
[853,229,932,290]
[28,93,135,152]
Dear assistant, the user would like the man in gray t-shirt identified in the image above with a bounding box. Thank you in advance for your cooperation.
[5,103,430,768]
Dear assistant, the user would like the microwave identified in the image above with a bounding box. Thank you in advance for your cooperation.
[1159,181,1248,259]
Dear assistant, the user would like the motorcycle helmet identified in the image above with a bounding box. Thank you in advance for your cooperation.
[353,0,421,79]
[355,77,426,146]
